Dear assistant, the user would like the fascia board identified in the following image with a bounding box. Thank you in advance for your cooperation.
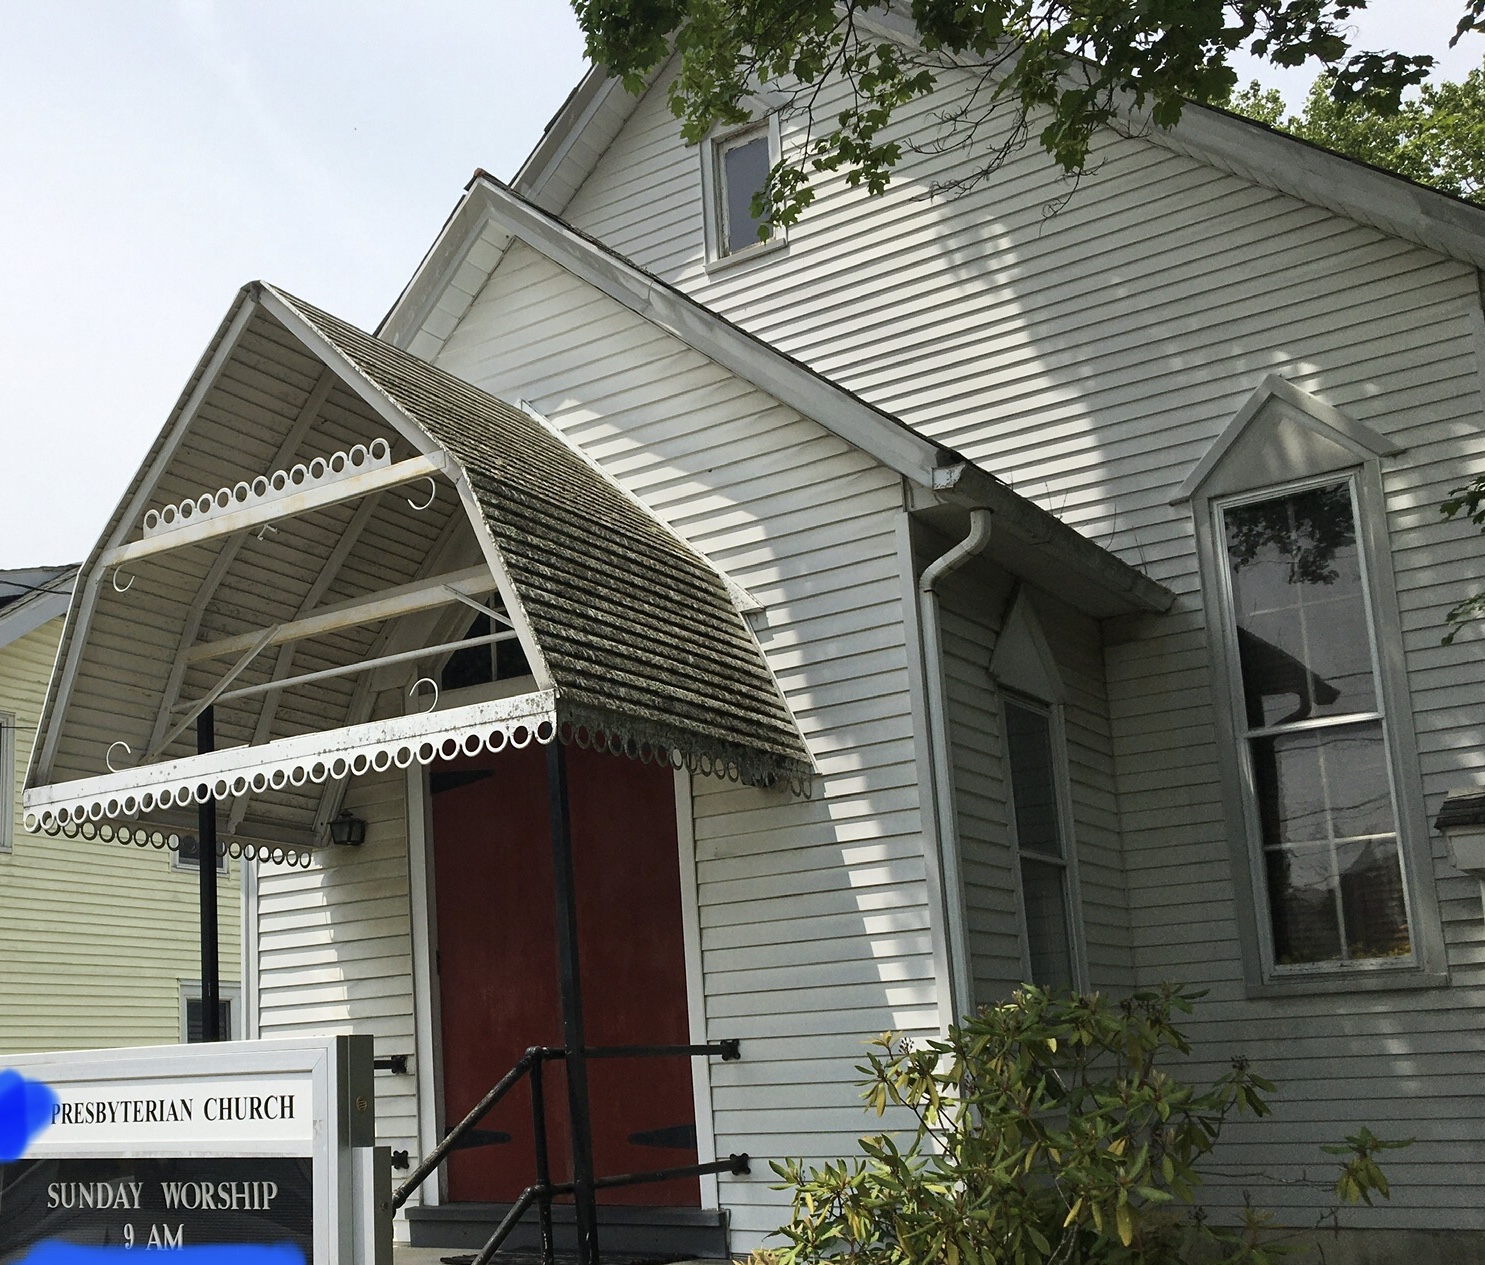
[1139,102,1485,272]
[377,190,515,350]
[855,8,1485,272]
[933,462,1176,614]
[467,179,950,488]
[30,292,259,788]
[380,66,634,350]
[512,66,632,210]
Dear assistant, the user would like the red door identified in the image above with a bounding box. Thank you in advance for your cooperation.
[431,743,699,1206]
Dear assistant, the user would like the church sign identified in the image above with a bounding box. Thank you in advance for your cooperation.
[0,1037,386,1265]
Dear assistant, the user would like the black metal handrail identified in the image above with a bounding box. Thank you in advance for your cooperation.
[393,1045,561,1210]
[392,1037,747,1263]
[470,1155,752,1265]
[584,1038,741,1061]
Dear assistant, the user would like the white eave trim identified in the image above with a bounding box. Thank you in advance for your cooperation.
[467,177,949,488]
[512,65,632,211]
[0,580,76,652]
[24,689,558,841]
[856,5,1485,272]
[377,190,515,352]
[1142,101,1485,273]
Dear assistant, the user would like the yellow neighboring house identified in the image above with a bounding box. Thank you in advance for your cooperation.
[0,565,240,1051]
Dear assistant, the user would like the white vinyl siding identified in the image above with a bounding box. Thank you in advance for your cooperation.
[938,567,1129,1005]
[558,53,1485,1231]
[253,765,419,1175]
[431,239,932,1242]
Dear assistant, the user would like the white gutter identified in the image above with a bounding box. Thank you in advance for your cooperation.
[916,508,993,1024]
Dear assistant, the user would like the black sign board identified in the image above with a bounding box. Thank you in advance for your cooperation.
[0,1158,313,1265]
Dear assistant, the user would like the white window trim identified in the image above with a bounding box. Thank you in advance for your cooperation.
[700,115,787,271]
[999,689,1089,993]
[1186,381,1445,994]
[179,980,243,1042]
[989,589,1088,991]
[0,710,14,853]
[1213,473,1415,979]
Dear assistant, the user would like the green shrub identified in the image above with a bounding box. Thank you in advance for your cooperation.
[759,985,1401,1265]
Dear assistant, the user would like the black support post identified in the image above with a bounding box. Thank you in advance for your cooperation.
[545,741,598,1265]
[198,707,222,1043]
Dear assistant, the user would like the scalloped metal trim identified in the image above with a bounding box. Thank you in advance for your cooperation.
[559,703,815,798]
[142,439,392,536]
[24,689,559,839]
[44,820,318,869]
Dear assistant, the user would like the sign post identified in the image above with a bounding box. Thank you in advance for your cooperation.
[0,1036,388,1265]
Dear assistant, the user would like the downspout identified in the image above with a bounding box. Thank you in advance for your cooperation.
[918,508,993,1025]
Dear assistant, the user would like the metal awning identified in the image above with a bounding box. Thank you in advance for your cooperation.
[25,282,814,863]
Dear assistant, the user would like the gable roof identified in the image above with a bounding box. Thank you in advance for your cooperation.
[380,175,1174,620]
[0,567,76,652]
[266,285,812,783]
[26,283,814,855]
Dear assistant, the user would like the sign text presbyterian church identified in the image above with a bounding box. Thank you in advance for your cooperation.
[50,1092,298,1127]
[0,1036,385,1265]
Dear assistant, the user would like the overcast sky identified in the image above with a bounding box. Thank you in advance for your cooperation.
[1,1,1478,571]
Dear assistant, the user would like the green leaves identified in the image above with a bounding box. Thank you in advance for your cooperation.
[1325,1127,1414,1206]
[574,0,1459,227]
[1226,57,1485,205]
[1440,472,1485,642]
[752,986,1404,1265]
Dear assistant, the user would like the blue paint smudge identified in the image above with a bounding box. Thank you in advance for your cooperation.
[15,1245,305,1265]
[0,1069,60,1162]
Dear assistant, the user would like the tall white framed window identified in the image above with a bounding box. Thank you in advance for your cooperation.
[1216,475,1415,972]
[989,590,1086,991]
[1002,695,1081,989]
[700,116,786,266]
[1181,375,1444,990]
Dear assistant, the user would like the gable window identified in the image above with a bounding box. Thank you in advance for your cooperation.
[701,117,785,267]
[1003,697,1078,988]
[172,831,228,875]
[1182,375,1444,989]
[440,612,531,693]
[1218,478,1410,967]
[717,129,771,254]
